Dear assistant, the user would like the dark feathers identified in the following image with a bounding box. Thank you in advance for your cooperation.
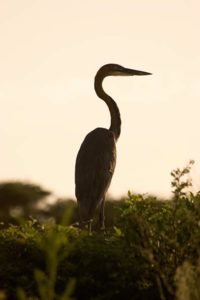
[75,128,116,221]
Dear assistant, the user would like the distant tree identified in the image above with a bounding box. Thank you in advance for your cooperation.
[42,198,78,224]
[42,196,126,228]
[0,181,51,225]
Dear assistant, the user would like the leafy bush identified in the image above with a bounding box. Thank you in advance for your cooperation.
[0,162,200,300]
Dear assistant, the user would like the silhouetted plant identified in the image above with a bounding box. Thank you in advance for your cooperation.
[171,160,194,200]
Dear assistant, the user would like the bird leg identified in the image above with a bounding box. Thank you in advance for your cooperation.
[99,197,105,230]
[78,217,93,234]
[88,219,93,234]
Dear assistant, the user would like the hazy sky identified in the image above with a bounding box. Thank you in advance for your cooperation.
[1,0,200,199]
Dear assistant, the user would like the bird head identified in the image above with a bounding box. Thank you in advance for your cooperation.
[98,63,152,77]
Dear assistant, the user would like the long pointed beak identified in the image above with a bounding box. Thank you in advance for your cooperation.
[124,67,152,76]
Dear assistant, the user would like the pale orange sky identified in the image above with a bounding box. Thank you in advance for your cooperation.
[0,0,200,199]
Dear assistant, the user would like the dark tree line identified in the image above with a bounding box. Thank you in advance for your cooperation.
[0,181,50,225]
[0,181,125,228]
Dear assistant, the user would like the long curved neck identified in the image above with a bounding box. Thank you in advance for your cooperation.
[94,71,121,140]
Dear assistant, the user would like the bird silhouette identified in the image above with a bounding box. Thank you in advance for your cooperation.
[75,63,151,229]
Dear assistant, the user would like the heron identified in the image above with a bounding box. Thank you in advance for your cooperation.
[75,63,151,229]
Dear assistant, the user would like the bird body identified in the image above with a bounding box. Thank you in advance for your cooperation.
[75,64,151,228]
[75,127,116,223]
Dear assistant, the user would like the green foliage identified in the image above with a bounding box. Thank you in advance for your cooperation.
[0,161,200,300]
[0,221,77,300]
[171,160,194,200]
[175,259,200,300]
[1,190,200,300]
[33,221,76,300]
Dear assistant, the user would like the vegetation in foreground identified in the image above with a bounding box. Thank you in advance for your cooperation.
[0,161,200,300]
